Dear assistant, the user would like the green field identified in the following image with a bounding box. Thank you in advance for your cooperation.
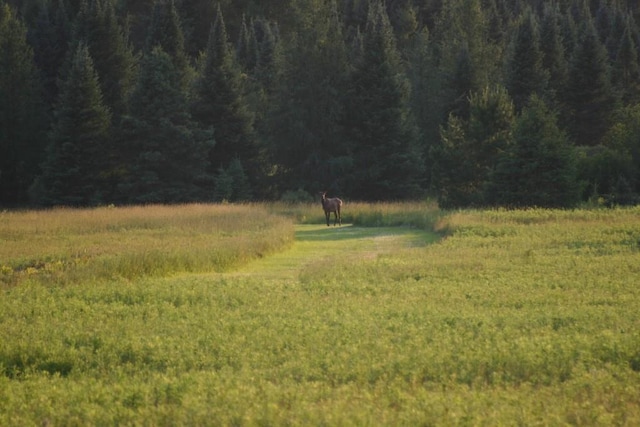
[1,203,639,425]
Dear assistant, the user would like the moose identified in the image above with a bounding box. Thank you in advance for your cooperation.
[320,191,343,226]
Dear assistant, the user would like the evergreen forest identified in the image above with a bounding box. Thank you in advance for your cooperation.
[2,0,640,207]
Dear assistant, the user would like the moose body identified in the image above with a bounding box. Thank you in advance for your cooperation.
[320,192,342,226]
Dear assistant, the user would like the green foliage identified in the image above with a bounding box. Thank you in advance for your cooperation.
[265,0,350,195]
[4,0,640,206]
[72,0,136,120]
[564,19,616,146]
[433,85,515,208]
[191,5,258,187]
[213,159,252,202]
[145,0,191,88]
[345,0,424,200]
[487,95,580,208]
[611,16,640,104]
[118,46,213,203]
[35,42,111,206]
[28,0,72,109]
[539,2,569,108]
[504,9,548,111]
[580,103,640,205]
[0,3,47,206]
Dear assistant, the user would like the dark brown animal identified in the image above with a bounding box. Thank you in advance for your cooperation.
[320,191,342,226]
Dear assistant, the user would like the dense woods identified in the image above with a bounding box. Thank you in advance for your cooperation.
[1,0,640,207]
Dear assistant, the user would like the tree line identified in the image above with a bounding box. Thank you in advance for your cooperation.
[1,0,639,207]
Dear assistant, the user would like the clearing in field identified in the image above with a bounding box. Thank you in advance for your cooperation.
[233,223,438,282]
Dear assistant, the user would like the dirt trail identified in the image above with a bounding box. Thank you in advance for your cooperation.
[232,224,433,281]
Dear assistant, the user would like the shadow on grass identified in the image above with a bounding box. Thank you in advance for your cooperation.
[295,224,440,245]
[295,225,364,242]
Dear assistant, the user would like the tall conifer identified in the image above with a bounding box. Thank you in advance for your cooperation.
[145,0,191,88]
[344,0,423,200]
[612,16,640,105]
[505,9,548,112]
[72,0,136,119]
[564,19,616,146]
[488,95,579,208]
[119,46,213,203]
[0,3,47,205]
[540,3,569,109]
[191,5,257,180]
[36,43,111,206]
[266,0,351,195]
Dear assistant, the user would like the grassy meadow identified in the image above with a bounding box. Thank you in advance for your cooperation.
[1,202,640,425]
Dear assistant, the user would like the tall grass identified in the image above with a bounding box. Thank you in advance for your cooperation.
[0,204,294,287]
[1,204,639,424]
[269,199,442,229]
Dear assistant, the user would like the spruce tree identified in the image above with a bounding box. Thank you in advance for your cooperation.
[432,85,515,208]
[344,0,423,200]
[145,0,191,88]
[72,0,136,120]
[612,16,640,105]
[28,0,71,113]
[564,19,616,146]
[428,0,498,151]
[119,46,213,203]
[266,0,351,195]
[191,5,257,185]
[36,43,111,206]
[540,2,569,110]
[488,95,580,208]
[447,43,476,120]
[431,114,475,209]
[504,9,548,112]
[0,3,47,205]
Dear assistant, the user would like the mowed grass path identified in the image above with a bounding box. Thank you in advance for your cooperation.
[233,224,439,282]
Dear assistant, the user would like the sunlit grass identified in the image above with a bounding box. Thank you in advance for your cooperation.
[269,199,442,229]
[1,204,639,424]
[0,203,294,287]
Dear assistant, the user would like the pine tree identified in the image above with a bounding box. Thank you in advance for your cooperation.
[596,104,640,203]
[145,0,191,88]
[504,9,548,112]
[179,0,217,57]
[236,14,256,72]
[191,5,257,183]
[28,0,71,113]
[431,114,475,209]
[428,0,498,148]
[564,19,616,146]
[344,0,423,200]
[432,85,515,208]
[119,46,213,203]
[488,95,580,208]
[250,17,279,89]
[386,0,417,49]
[0,3,47,205]
[447,43,476,120]
[612,15,640,105]
[467,85,515,191]
[35,43,111,206]
[539,2,569,110]
[72,0,136,120]
[266,0,351,195]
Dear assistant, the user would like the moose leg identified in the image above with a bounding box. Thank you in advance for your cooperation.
[325,211,330,226]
